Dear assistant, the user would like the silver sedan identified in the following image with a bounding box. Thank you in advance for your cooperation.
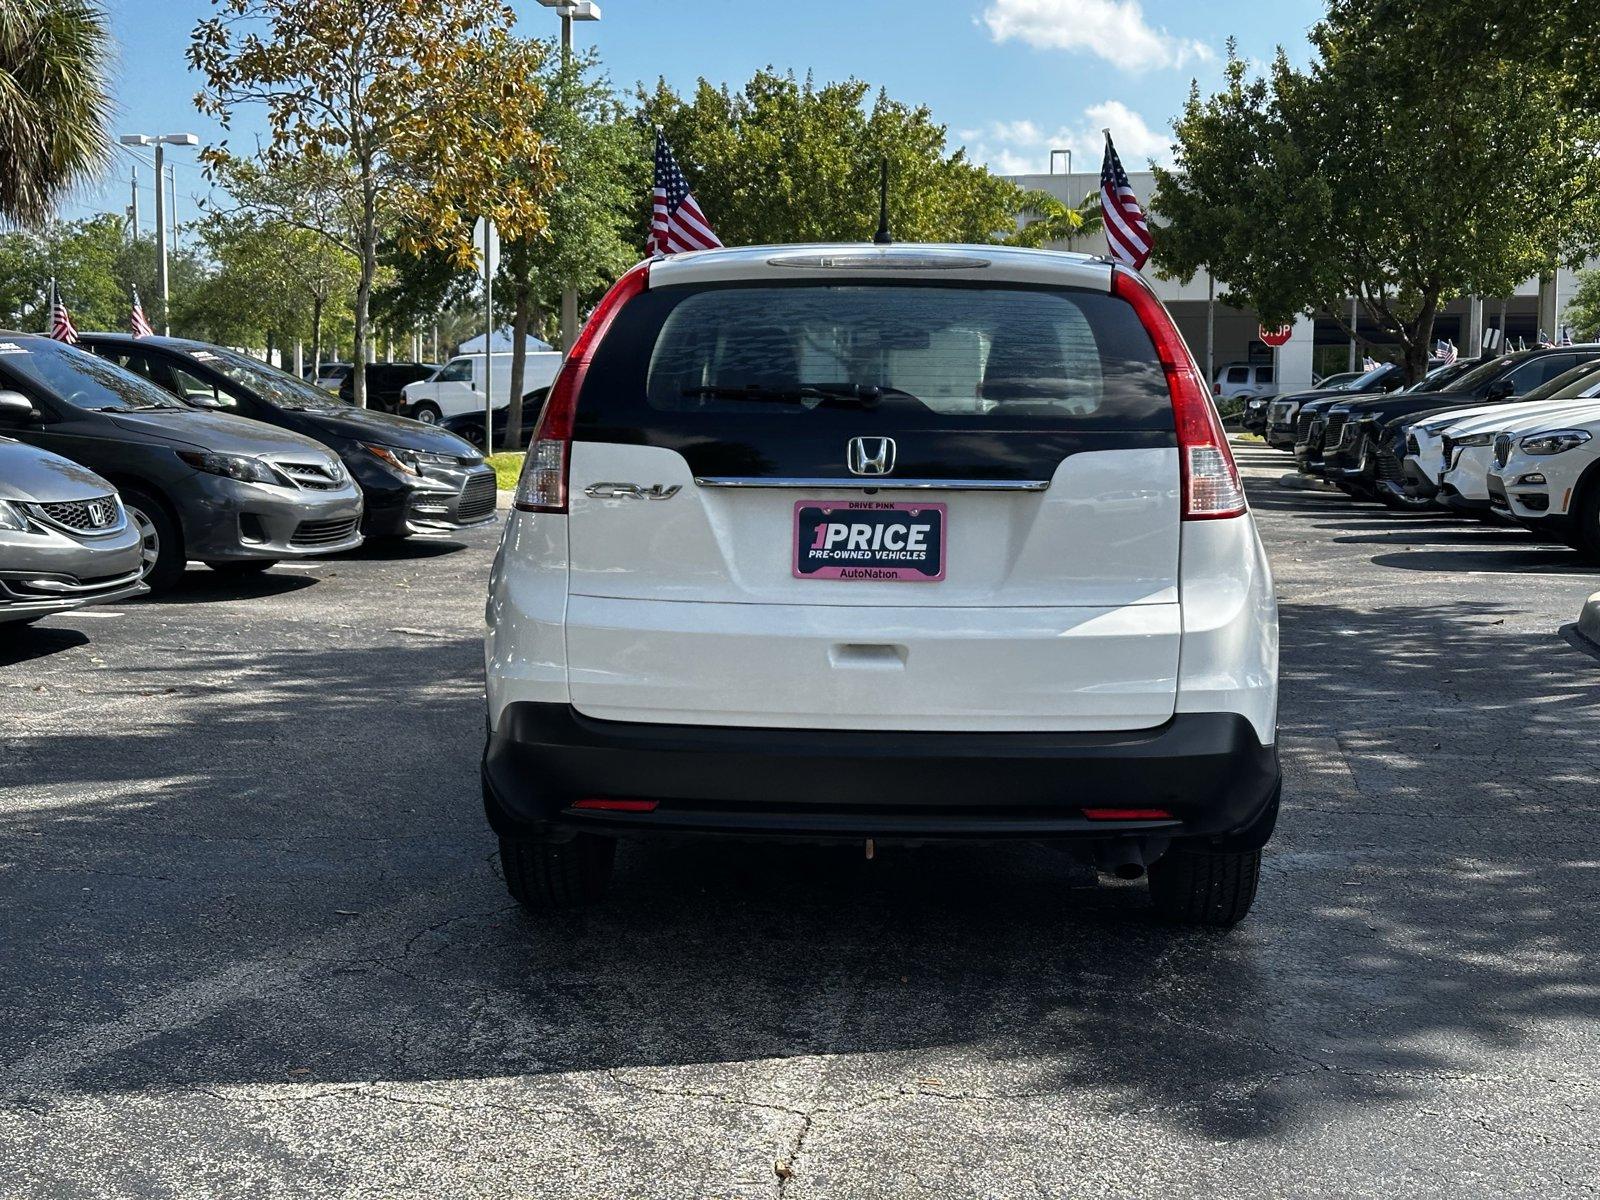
[0,429,147,625]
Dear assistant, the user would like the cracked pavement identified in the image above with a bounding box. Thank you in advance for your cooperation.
[3,451,1599,1197]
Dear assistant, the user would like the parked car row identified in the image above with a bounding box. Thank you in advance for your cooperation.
[0,332,498,625]
[1262,343,1600,554]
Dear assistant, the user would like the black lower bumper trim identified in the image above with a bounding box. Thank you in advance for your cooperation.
[482,703,1280,844]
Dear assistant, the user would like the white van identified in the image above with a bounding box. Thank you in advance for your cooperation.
[483,244,1281,927]
[401,351,563,424]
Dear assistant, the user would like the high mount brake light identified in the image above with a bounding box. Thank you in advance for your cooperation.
[514,260,652,514]
[1111,267,1248,520]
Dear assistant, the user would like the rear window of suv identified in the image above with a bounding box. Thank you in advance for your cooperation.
[582,283,1175,433]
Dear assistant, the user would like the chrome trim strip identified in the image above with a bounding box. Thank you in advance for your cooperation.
[7,568,146,595]
[693,476,1050,492]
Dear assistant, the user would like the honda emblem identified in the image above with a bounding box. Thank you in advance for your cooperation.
[847,436,896,476]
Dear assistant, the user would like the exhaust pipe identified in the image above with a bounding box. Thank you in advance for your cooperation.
[1094,836,1168,880]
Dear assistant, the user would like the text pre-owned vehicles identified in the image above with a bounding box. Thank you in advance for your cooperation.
[1379,359,1600,506]
[483,245,1280,928]
[79,334,497,540]
[0,334,363,589]
[1487,402,1600,554]
[0,424,147,624]
[400,350,563,425]
[1266,361,1409,450]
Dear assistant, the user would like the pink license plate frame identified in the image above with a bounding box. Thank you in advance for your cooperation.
[792,499,948,582]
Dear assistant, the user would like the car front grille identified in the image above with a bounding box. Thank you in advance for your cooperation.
[26,494,124,535]
[290,516,359,547]
[1493,434,1512,469]
[458,472,497,521]
[1324,413,1349,447]
[278,461,344,490]
[1295,411,1316,443]
[1375,444,1405,483]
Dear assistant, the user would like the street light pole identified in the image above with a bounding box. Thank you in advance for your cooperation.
[119,133,197,335]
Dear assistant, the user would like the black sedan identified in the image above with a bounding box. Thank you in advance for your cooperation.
[80,334,498,540]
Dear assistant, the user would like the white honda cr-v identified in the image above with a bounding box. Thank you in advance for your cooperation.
[484,244,1280,927]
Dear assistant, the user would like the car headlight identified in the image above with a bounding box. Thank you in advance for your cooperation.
[0,499,30,532]
[176,450,284,485]
[363,443,422,475]
[1452,433,1494,447]
[1520,429,1592,456]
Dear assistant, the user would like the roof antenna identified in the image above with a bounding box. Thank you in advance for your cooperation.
[873,159,892,245]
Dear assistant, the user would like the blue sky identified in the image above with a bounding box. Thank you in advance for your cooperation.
[69,0,1325,225]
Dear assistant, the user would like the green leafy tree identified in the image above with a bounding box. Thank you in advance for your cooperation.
[0,216,205,333]
[190,0,558,407]
[1006,189,1103,248]
[499,49,643,445]
[637,69,1025,247]
[1154,16,1600,384]
[1567,268,1600,342]
[0,0,113,225]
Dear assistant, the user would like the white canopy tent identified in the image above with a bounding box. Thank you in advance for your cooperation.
[457,329,554,355]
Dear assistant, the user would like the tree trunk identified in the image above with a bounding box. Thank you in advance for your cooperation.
[1402,294,1440,386]
[506,277,534,448]
[352,264,372,409]
[265,327,274,366]
[311,296,324,376]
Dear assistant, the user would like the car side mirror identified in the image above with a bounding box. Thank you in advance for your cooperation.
[0,389,37,423]
[185,393,223,410]
[1485,380,1514,401]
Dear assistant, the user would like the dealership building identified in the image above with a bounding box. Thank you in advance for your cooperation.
[1006,169,1594,389]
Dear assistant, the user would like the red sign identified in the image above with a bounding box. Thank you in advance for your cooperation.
[1259,324,1293,348]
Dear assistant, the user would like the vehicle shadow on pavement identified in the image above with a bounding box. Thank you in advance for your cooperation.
[4,597,1598,1148]
[141,568,321,605]
[1370,547,1598,575]
[0,624,90,667]
[334,539,470,563]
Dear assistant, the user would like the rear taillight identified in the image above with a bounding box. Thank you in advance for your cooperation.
[1112,268,1247,520]
[514,260,652,514]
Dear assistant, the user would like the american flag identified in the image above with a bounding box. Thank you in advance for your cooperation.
[1558,324,1573,346]
[1435,338,1457,366]
[130,287,153,338]
[1537,328,1554,348]
[647,131,721,256]
[1099,132,1151,270]
[49,284,78,344]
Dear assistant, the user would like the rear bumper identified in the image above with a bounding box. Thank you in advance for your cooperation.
[482,702,1280,845]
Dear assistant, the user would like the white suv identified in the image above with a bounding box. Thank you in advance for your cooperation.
[484,244,1280,927]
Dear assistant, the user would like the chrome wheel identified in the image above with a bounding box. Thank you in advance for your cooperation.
[128,506,160,580]
[415,408,438,425]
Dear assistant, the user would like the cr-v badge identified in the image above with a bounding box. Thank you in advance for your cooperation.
[847,436,896,476]
[584,482,682,500]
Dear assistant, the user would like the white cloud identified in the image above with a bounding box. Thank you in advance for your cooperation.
[981,0,1212,73]
[960,100,1172,177]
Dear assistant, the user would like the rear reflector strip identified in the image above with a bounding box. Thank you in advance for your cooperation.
[571,798,659,812]
[1082,807,1174,821]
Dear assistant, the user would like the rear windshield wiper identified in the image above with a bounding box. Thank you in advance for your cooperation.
[680,383,907,408]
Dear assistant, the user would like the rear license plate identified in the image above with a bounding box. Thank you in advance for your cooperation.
[793,500,946,582]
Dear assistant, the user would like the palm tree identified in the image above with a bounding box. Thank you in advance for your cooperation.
[1006,188,1103,249]
[0,0,113,227]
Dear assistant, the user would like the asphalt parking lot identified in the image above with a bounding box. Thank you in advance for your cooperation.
[3,449,1599,1199]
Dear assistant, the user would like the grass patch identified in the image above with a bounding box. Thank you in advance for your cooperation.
[488,451,524,490]
[1231,432,1265,444]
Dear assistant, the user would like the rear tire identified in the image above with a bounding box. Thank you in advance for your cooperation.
[499,833,615,911]
[412,402,442,425]
[1148,844,1261,927]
